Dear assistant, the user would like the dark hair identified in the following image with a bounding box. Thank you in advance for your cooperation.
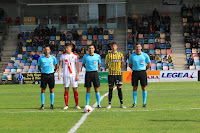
[136,43,141,46]
[88,44,95,48]
[110,42,117,46]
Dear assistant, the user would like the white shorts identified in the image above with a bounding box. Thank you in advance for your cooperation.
[63,76,78,88]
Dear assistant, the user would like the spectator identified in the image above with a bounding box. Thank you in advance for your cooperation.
[19,37,24,44]
[34,26,40,36]
[93,26,99,35]
[45,27,50,36]
[167,55,173,63]
[162,56,167,63]
[188,55,194,67]
[32,38,38,47]
[18,72,23,85]
[150,54,155,60]
[191,39,197,48]
[54,43,58,52]
[155,54,161,62]
[71,25,78,40]
[18,32,23,39]
[99,25,104,35]
[101,51,106,59]
[164,23,170,33]
[26,37,32,47]
[60,31,66,41]
[66,31,72,41]
[148,25,155,33]
[88,25,94,35]
[153,8,159,17]
[18,42,23,54]
[51,26,56,36]
[33,54,40,61]
[27,52,33,60]
[38,37,44,47]
[44,36,49,45]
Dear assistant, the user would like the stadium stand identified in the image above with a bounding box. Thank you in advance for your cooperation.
[127,10,173,70]
[3,26,115,75]
[181,4,200,70]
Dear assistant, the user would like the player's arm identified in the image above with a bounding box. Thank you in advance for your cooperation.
[146,54,151,71]
[121,54,125,69]
[146,62,151,70]
[129,55,133,69]
[58,60,63,80]
[105,54,109,69]
[82,56,86,67]
[75,57,79,81]
[54,64,58,72]
[98,55,101,69]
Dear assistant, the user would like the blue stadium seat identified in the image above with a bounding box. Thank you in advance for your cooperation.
[163,63,168,66]
[23,42,27,46]
[82,31,87,35]
[186,49,191,54]
[88,35,92,40]
[149,34,154,38]
[14,63,18,66]
[76,40,81,45]
[29,69,34,73]
[27,47,32,52]
[21,60,26,63]
[50,36,55,41]
[11,69,16,73]
[138,39,144,44]
[150,49,155,54]
[38,46,43,51]
[151,66,156,70]
[79,59,83,62]
[128,24,132,29]
[66,41,70,44]
[32,60,37,64]
[98,35,103,40]
[57,54,61,57]
[149,39,155,44]
[128,44,132,50]
[161,44,166,49]
[16,57,21,60]
[6,66,11,69]
[103,40,108,45]
[151,60,156,64]
[59,46,64,51]
[109,35,114,40]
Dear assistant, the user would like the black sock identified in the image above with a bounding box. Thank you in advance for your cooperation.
[108,89,113,104]
[118,88,123,104]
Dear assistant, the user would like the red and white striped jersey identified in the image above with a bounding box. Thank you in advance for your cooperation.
[60,53,79,77]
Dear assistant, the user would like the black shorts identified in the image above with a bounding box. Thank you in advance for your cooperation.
[84,71,100,88]
[41,73,55,89]
[108,75,122,87]
[132,70,147,87]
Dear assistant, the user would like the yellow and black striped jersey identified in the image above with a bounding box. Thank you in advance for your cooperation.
[105,52,124,75]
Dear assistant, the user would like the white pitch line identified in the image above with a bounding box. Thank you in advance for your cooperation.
[96,108,200,112]
[68,87,117,133]
[0,111,83,113]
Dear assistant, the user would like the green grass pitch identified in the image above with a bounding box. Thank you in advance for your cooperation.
[0,82,200,133]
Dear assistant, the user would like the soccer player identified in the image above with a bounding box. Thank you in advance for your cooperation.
[38,46,58,110]
[82,45,102,109]
[58,44,81,109]
[105,42,126,109]
[129,43,151,108]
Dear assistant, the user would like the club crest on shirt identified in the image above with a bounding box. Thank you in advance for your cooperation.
[50,63,53,66]
[94,61,96,65]
[140,60,144,64]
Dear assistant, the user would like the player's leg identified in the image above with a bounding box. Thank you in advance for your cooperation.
[84,72,91,106]
[131,71,139,108]
[48,73,55,109]
[40,73,47,110]
[63,77,70,109]
[140,71,148,108]
[116,75,126,108]
[93,72,101,109]
[107,75,114,109]
[71,76,81,109]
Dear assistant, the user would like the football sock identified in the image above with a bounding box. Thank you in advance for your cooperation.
[142,91,147,104]
[117,88,123,104]
[50,93,54,105]
[74,92,79,106]
[41,93,45,105]
[64,92,68,106]
[108,89,113,104]
[95,92,101,106]
[133,91,137,104]
[86,93,90,105]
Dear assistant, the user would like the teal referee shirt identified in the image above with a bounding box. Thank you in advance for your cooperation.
[83,53,101,72]
[38,55,57,74]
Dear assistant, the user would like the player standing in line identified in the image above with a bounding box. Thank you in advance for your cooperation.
[58,44,81,109]
[129,43,151,108]
[38,46,58,110]
[105,42,126,109]
[82,45,102,109]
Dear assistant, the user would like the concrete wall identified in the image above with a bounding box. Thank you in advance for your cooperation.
[127,0,200,15]
[0,3,20,19]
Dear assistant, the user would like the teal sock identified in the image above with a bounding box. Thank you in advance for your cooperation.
[143,91,147,104]
[95,92,101,106]
[41,93,45,105]
[50,93,54,105]
[86,93,90,105]
[133,91,137,104]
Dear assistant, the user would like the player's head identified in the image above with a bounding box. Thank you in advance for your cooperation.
[88,45,95,55]
[44,46,51,55]
[135,43,142,54]
[65,43,72,54]
[111,42,118,52]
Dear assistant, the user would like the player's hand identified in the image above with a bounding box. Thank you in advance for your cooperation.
[76,74,79,81]
[58,75,61,80]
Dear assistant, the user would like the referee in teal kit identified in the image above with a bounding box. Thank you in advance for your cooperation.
[38,46,58,110]
[82,45,102,109]
[129,43,151,108]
